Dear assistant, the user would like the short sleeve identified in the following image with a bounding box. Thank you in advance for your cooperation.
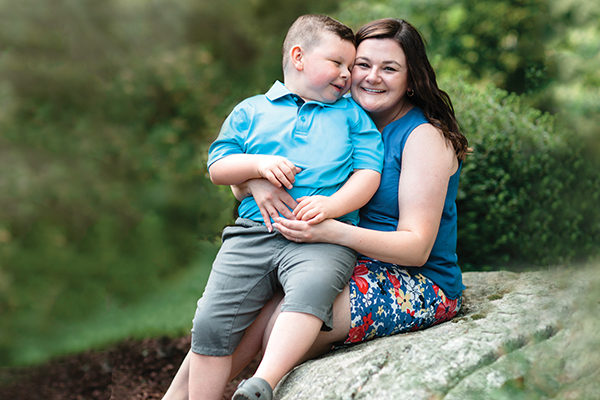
[207,101,254,168]
[348,100,384,172]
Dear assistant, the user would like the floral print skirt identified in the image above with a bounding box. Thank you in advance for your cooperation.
[344,257,462,344]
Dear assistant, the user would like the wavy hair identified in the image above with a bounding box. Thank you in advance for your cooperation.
[356,19,468,160]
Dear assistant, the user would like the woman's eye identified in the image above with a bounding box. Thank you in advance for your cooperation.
[384,67,397,72]
[355,63,369,68]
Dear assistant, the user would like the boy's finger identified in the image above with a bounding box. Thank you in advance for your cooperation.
[280,165,297,185]
[307,213,325,225]
[301,209,317,221]
[293,207,304,220]
[273,169,293,189]
[283,159,300,175]
[264,172,282,188]
[293,202,308,218]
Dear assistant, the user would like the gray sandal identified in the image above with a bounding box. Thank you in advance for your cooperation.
[232,377,273,400]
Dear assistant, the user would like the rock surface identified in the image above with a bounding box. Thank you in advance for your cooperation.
[274,266,600,399]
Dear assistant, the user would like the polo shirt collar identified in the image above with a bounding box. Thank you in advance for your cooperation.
[265,81,347,109]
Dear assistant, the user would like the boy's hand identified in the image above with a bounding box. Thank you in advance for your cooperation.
[293,195,336,225]
[257,156,302,190]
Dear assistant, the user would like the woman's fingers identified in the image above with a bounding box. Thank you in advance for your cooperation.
[273,218,310,241]
[275,201,296,220]
[277,191,298,219]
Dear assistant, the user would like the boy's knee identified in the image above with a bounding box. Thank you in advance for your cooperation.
[191,311,235,356]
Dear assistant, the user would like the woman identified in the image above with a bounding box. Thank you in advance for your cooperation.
[163,18,468,400]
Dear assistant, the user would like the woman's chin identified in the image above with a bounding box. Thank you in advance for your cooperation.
[354,98,383,113]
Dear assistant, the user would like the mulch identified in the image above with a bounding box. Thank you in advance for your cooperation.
[0,336,258,400]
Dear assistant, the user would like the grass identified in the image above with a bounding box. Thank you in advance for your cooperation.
[4,241,219,367]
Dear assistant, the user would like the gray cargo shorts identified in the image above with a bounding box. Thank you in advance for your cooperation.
[191,218,356,356]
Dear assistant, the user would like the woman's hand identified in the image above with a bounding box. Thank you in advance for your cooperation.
[272,217,340,243]
[246,179,298,232]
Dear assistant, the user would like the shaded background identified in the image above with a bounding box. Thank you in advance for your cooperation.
[1,0,598,368]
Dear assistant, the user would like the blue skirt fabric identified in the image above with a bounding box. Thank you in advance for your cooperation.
[344,257,461,344]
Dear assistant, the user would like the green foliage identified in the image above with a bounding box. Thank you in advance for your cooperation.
[1,0,598,367]
[446,78,600,268]
[0,0,343,366]
[334,0,600,266]
[4,242,218,366]
[337,0,557,96]
[336,0,600,145]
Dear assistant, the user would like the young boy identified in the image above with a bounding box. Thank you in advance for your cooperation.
[190,15,383,400]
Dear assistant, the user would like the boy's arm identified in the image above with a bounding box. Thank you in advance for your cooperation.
[293,169,380,224]
[209,154,302,189]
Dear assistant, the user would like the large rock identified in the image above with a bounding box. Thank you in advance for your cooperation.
[274,265,600,399]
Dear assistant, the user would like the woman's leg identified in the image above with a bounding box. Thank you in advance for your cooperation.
[161,349,191,400]
[162,291,284,400]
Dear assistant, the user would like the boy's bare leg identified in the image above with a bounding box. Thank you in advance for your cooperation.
[253,284,354,391]
[162,287,349,398]
[302,285,351,361]
[162,291,284,400]
[253,311,323,389]
[260,285,352,370]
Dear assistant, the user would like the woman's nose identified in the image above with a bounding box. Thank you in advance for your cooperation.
[366,67,380,82]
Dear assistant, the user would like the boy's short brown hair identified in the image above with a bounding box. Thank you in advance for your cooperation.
[282,14,354,72]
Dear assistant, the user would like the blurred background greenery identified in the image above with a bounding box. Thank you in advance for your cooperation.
[0,0,598,367]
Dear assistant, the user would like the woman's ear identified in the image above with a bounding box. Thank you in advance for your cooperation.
[290,45,304,71]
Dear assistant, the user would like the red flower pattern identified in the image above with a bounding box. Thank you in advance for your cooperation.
[344,259,462,345]
[347,312,374,343]
[351,263,370,294]
[434,297,459,321]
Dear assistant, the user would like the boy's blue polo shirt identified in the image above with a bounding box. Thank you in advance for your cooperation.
[208,81,383,225]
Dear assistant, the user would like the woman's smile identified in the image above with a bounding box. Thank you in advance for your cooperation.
[360,87,386,93]
[351,38,411,127]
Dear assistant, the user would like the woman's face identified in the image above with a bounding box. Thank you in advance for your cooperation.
[351,38,410,124]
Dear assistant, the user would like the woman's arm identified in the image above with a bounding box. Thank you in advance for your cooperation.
[274,124,458,266]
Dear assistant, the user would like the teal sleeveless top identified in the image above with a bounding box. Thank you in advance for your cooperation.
[358,107,464,298]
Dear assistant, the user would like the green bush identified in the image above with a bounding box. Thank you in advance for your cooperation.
[0,40,236,367]
[446,77,600,268]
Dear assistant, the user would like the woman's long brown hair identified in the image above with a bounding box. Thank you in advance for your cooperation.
[356,18,468,160]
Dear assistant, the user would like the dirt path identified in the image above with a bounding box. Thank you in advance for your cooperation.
[0,336,258,400]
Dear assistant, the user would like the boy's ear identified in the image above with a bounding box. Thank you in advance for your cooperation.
[290,45,304,71]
